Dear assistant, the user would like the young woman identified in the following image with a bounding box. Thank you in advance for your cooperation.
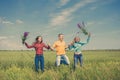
[69,33,91,69]
[24,36,51,72]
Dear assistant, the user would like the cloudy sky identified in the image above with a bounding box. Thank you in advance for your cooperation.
[0,0,120,50]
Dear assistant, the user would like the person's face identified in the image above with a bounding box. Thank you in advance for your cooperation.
[74,37,80,42]
[37,37,42,42]
[59,35,64,41]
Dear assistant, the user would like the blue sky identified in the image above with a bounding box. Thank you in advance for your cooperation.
[0,0,120,50]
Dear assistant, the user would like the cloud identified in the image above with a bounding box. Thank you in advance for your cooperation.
[0,17,24,25]
[87,21,104,27]
[90,6,97,10]
[50,0,96,27]
[50,12,72,26]
[0,36,8,41]
[16,19,24,24]
[58,0,70,8]
[89,0,116,11]
[0,17,14,25]
[0,40,21,50]
[87,21,95,25]
[2,21,14,25]
[0,36,24,50]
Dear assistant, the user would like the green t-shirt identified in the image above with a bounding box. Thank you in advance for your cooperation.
[69,36,90,53]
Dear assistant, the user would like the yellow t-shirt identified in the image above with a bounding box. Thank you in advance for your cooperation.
[53,40,67,55]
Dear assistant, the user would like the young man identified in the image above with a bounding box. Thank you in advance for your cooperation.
[53,33,70,66]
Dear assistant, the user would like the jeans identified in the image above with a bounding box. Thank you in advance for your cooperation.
[35,54,44,72]
[56,54,70,66]
[74,54,83,69]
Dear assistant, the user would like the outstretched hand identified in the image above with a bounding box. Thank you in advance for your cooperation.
[68,41,74,46]
[47,44,54,51]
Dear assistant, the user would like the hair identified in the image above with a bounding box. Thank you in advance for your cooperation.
[35,36,43,43]
[58,33,64,37]
[74,36,80,42]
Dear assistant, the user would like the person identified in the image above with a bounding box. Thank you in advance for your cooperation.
[53,33,70,66]
[24,36,51,72]
[68,33,91,69]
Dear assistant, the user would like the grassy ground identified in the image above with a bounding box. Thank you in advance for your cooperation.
[0,50,120,80]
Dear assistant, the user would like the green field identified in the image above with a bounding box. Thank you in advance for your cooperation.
[0,50,120,80]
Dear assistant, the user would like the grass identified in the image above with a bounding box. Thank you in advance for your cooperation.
[0,50,120,80]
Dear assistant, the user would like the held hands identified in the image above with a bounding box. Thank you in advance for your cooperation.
[68,40,74,48]
[47,43,54,51]
[69,41,75,45]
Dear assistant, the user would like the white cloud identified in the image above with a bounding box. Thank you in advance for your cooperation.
[0,17,14,25]
[50,13,72,26]
[50,0,96,27]
[87,21,96,26]
[2,21,14,25]
[16,19,24,24]
[0,36,24,50]
[0,36,8,40]
[89,0,116,11]
[90,6,97,10]
[58,0,70,8]
[0,40,21,50]
[87,21,104,27]
[0,17,24,25]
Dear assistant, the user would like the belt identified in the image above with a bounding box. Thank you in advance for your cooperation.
[36,54,43,56]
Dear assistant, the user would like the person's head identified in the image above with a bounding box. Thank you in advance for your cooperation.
[58,33,64,41]
[36,36,43,43]
[74,36,80,43]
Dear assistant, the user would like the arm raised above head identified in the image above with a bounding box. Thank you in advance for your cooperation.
[78,32,91,46]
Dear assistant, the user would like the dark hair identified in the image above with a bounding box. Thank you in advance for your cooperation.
[58,33,64,37]
[35,36,43,43]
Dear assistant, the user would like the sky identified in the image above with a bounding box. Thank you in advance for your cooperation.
[0,0,120,50]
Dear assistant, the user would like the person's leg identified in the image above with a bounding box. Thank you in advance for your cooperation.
[62,55,70,65]
[56,55,61,66]
[35,55,39,72]
[74,54,78,69]
[79,54,83,67]
[40,55,44,72]
[60,56,64,64]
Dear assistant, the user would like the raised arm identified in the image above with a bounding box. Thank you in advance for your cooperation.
[80,32,91,46]
[24,42,34,48]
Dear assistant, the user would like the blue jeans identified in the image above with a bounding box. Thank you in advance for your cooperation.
[35,54,44,72]
[74,54,83,69]
[56,55,70,66]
